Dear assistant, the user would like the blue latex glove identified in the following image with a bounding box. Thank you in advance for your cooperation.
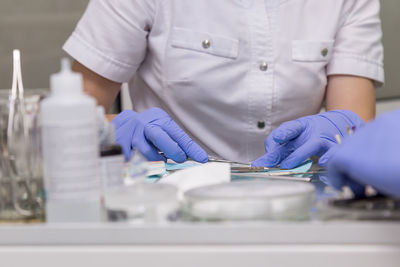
[252,110,364,169]
[325,109,400,198]
[112,108,208,163]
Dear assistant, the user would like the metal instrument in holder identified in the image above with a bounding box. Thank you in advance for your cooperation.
[0,50,45,222]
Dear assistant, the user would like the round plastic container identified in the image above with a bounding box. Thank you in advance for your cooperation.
[105,183,179,223]
[182,181,315,221]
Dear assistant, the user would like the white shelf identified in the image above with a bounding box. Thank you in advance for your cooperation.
[1,221,400,267]
[0,221,399,246]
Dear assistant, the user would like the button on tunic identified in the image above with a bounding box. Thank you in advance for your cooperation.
[259,62,268,72]
[64,0,384,163]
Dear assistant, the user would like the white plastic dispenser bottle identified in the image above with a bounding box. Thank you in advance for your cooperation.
[41,58,102,222]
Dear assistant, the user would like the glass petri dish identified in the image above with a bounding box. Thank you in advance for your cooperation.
[105,183,179,223]
[182,181,315,221]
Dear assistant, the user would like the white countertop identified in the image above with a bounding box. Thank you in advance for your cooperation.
[1,221,400,267]
[0,220,399,246]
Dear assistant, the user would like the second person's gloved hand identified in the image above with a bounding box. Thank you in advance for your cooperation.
[325,109,400,198]
[252,110,365,169]
[112,108,208,163]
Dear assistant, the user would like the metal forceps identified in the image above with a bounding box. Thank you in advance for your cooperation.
[207,156,282,172]
[6,50,35,217]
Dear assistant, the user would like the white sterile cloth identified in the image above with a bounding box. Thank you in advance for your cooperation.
[159,163,230,197]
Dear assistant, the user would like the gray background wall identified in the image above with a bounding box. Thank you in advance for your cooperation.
[0,0,399,111]
[0,0,89,89]
[379,0,400,100]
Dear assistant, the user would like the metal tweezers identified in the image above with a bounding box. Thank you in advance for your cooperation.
[232,173,313,182]
[207,156,283,172]
[208,157,325,181]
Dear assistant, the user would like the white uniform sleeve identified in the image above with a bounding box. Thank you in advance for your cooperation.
[327,0,385,86]
[63,0,156,83]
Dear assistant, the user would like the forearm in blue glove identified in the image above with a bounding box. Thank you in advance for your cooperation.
[252,110,365,169]
[325,109,400,198]
[112,108,208,163]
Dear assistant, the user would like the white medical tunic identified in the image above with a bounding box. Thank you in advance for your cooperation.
[64,0,384,163]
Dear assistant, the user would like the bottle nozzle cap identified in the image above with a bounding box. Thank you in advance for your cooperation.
[61,58,71,72]
[50,58,83,95]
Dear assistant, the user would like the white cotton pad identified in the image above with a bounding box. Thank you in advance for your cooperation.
[160,162,231,194]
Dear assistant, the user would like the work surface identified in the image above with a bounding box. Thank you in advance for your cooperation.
[1,169,400,267]
[0,221,399,267]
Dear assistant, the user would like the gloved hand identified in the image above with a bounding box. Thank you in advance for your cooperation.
[112,108,208,163]
[252,110,364,169]
[325,109,400,198]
